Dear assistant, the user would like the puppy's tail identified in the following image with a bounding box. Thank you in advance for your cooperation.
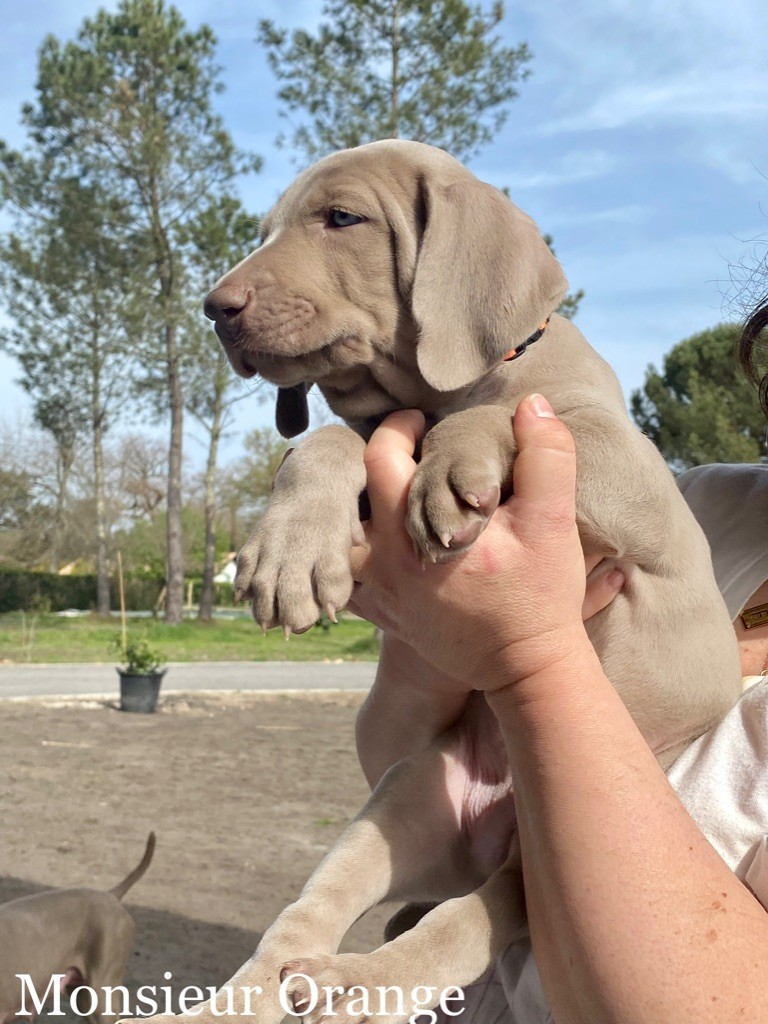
[111,832,156,901]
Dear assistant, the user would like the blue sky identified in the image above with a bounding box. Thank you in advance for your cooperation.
[1,0,767,462]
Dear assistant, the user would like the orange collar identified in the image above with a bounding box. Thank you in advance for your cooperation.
[503,318,550,362]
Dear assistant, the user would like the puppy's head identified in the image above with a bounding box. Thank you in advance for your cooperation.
[204,140,567,436]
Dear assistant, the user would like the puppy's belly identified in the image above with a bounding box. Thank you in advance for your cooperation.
[441,692,517,878]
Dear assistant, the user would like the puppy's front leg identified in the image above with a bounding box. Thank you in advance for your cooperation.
[407,405,515,562]
[235,425,366,632]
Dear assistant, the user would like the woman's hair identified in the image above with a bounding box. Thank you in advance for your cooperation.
[739,295,768,416]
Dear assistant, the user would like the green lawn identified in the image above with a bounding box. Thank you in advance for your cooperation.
[0,612,381,664]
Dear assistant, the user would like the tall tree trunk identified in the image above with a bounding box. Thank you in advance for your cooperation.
[165,322,185,624]
[93,415,110,617]
[150,179,185,625]
[198,396,223,622]
[50,449,73,574]
[91,330,110,617]
[227,503,238,553]
[390,0,400,138]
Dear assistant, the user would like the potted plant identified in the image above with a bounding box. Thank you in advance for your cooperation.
[113,635,167,714]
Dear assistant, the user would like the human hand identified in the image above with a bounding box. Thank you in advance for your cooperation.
[582,554,625,622]
[349,395,620,690]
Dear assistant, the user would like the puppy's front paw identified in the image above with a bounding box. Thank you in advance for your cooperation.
[281,953,383,1024]
[235,498,363,633]
[280,951,441,1024]
[406,452,502,563]
[118,1016,187,1024]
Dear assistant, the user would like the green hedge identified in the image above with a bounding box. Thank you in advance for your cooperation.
[0,570,238,614]
[0,570,164,614]
[192,580,236,607]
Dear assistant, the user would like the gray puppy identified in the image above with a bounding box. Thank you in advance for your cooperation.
[143,141,739,1024]
[1,833,155,1024]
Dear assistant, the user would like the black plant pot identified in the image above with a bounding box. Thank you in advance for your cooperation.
[117,669,166,714]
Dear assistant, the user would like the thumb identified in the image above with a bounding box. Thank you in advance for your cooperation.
[363,409,425,529]
[349,409,425,584]
[508,394,577,529]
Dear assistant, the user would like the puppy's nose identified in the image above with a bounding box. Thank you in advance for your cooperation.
[203,283,250,322]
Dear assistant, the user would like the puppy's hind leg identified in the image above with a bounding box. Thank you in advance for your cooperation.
[282,848,526,1024]
[128,747,474,1024]
[80,908,134,1024]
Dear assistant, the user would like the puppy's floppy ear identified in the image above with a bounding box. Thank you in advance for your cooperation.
[275,384,310,439]
[412,178,568,392]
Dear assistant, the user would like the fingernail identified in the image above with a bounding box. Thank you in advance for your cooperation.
[607,569,625,590]
[528,394,555,418]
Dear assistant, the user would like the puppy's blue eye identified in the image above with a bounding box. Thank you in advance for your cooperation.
[329,209,365,228]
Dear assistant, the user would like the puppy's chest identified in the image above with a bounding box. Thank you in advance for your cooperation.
[442,693,517,874]
[317,362,452,433]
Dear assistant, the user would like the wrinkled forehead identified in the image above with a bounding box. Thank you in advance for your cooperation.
[288,162,381,215]
[261,143,470,236]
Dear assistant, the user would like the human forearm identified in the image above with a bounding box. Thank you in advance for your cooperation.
[488,638,768,1024]
[350,401,768,1019]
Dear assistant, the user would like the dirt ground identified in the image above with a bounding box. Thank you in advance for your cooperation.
[0,690,396,1021]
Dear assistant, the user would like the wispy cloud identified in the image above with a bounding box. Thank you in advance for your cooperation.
[498,149,620,190]
[540,75,768,136]
[514,0,768,138]
[549,204,648,228]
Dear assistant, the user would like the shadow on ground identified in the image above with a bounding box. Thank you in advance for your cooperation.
[0,692,394,1024]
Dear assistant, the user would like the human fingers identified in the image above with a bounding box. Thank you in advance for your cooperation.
[362,409,425,529]
[507,394,577,531]
[584,553,604,576]
[349,410,426,583]
[582,566,625,620]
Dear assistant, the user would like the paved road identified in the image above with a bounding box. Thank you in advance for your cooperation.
[0,661,377,699]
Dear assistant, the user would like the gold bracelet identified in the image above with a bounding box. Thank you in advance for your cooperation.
[740,602,768,629]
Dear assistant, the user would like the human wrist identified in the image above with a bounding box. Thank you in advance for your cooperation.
[483,625,602,715]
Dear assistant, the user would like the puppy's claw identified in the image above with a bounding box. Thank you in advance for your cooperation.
[448,519,485,549]
[260,620,269,636]
[325,604,338,624]
[462,484,500,515]
[280,965,312,1013]
[283,625,292,641]
[439,531,452,549]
